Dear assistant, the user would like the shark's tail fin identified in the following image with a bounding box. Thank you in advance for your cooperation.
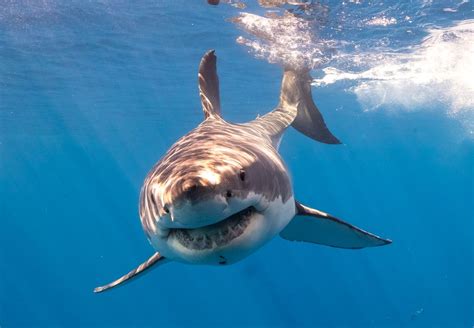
[279,68,341,144]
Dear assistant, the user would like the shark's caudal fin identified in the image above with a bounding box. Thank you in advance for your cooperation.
[248,68,341,145]
[198,50,221,119]
[280,201,391,249]
[281,69,341,144]
[94,252,167,293]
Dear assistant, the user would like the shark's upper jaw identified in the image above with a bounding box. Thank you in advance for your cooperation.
[155,189,267,228]
[165,196,230,229]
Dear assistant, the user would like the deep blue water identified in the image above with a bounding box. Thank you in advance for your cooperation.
[1,1,473,327]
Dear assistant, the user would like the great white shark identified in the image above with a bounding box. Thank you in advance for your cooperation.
[94,50,391,293]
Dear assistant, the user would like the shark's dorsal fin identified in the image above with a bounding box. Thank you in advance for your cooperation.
[198,50,221,119]
[248,68,341,146]
[280,201,392,249]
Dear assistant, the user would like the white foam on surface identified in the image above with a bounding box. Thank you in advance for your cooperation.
[314,20,474,133]
[232,11,335,69]
[365,16,398,26]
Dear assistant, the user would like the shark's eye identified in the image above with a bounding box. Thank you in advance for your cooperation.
[226,190,233,198]
[239,169,246,181]
[163,206,169,214]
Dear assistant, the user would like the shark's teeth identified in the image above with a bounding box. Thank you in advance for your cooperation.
[170,206,255,250]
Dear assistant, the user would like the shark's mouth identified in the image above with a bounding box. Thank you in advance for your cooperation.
[169,206,256,250]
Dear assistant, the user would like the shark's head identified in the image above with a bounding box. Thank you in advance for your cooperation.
[148,160,263,229]
[139,123,294,264]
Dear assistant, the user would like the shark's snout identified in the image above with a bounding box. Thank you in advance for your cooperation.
[174,178,215,205]
[167,197,228,228]
[156,173,230,228]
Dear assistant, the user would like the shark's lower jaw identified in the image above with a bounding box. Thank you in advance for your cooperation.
[169,206,256,250]
[147,196,295,265]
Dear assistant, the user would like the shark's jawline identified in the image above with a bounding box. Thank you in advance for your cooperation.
[169,206,256,250]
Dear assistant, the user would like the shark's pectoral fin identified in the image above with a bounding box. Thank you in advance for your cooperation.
[280,201,391,249]
[94,252,168,293]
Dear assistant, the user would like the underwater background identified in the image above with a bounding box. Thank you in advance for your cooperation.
[1,0,473,327]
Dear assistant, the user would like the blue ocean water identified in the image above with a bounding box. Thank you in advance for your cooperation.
[1,1,473,327]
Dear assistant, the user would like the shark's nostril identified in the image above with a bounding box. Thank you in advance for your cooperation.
[184,184,197,194]
[181,183,201,201]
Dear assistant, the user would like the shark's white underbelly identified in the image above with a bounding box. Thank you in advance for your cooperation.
[149,196,295,265]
